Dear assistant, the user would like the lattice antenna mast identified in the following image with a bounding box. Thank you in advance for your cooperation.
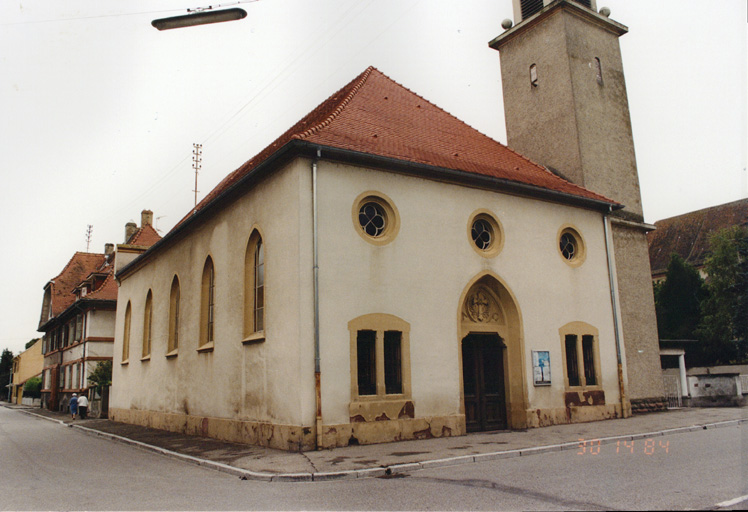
[85,224,93,252]
[192,143,203,207]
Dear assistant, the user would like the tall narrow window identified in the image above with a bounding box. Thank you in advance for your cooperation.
[243,231,266,340]
[168,276,180,355]
[582,335,596,386]
[594,57,603,85]
[254,240,264,332]
[75,315,83,342]
[122,301,131,362]
[565,334,580,387]
[530,63,538,87]
[357,330,377,396]
[200,257,215,349]
[384,331,402,394]
[142,290,153,358]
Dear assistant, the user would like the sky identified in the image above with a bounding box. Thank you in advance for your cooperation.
[1,0,746,356]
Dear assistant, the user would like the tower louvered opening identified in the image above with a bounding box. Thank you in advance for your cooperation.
[520,0,544,19]
[520,0,594,21]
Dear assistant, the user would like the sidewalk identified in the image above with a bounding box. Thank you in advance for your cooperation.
[4,403,745,482]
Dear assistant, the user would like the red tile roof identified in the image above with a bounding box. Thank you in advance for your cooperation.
[647,198,748,276]
[177,67,615,228]
[127,224,162,247]
[85,269,118,301]
[45,252,106,319]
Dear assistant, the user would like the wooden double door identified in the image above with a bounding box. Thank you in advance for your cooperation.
[462,333,507,432]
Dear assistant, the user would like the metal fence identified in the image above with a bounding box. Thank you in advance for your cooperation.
[663,375,682,409]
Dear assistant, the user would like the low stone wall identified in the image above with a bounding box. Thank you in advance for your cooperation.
[630,397,667,413]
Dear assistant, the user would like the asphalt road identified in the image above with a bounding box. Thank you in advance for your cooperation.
[1,406,746,510]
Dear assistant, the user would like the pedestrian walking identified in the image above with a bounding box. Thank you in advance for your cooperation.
[77,394,89,419]
[69,393,78,420]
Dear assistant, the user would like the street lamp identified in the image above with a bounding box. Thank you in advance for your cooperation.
[152,7,247,30]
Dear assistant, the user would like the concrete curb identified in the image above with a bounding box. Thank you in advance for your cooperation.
[10,406,746,483]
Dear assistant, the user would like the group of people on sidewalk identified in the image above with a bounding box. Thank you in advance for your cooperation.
[69,393,89,420]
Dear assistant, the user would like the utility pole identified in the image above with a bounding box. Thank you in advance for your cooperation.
[192,143,203,207]
[85,224,93,252]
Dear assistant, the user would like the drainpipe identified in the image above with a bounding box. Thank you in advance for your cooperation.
[312,149,323,449]
[603,208,630,418]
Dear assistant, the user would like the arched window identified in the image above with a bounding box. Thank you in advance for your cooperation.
[199,257,215,349]
[142,290,153,358]
[167,276,180,356]
[122,301,132,363]
[243,231,265,341]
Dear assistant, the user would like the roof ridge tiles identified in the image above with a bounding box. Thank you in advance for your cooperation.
[293,66,375,140]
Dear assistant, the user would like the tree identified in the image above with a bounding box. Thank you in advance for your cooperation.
[654,254,706,341]
[23,376,42,399]
[87,360,112,391]
[695,226,748,365]
[0,349,14,402]
[25,338,40,350]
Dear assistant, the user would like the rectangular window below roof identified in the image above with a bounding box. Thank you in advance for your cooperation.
[582,335,596,386]
[520,0,544,19]
[565,334,580,387]
[357,330,377,396]
[384,331,402,394]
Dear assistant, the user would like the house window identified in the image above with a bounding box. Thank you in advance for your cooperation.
[74,315,83,342]
[122,301,131,363]
[557,226,586,267]
[142,290,153,359]
[352,191,400,246]
[530,63,538,87]
[560,323,600,389]
[168,276,180,356]
[594,57,603,85]
[468,210,503,257]
[199,256,215,350]
[348,314,411,400]
[243,230,265,342]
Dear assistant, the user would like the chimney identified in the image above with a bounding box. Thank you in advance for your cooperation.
[104,243,114,256]
[141,210,153,227]
[125,222,137,243]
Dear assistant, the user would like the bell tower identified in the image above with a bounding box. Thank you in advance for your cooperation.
[490,0,665,411]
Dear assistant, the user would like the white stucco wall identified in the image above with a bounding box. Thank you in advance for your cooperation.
[111,155,624,434]
[86,309,116,339]
[111,159,310,425]
[315,160,622,424]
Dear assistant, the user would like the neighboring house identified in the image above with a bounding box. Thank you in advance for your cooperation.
[647,198,748,283]
[10,339,43,405]
[111,0,664,451]
[647,198,748,401]
[38,211,160,414]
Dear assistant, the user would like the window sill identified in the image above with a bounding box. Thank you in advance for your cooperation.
[120,359,129,366]
[197,342,214,353]
[241,331,265,345]
[165,349,179,359]
[140,355,151,362]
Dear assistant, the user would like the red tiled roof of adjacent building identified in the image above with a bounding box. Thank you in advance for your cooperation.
[647,198,748,276]
[84,269,118,301]
[46,252,106,318]
[177,67,616,228]
[127,224,162,247]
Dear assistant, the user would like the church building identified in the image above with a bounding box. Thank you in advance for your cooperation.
[110,0,664,450]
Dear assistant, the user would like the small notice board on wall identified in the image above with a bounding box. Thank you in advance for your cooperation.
[532,350,551,386]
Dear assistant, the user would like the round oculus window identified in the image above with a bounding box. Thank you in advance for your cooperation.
[471,218,493,251]
[358,202,387,237]
[559,232,578,261]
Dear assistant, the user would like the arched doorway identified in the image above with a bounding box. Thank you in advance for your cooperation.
[458,273,527,431]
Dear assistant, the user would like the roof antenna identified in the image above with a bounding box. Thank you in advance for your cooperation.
[85,224,93,252]
[192,143,202,207]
